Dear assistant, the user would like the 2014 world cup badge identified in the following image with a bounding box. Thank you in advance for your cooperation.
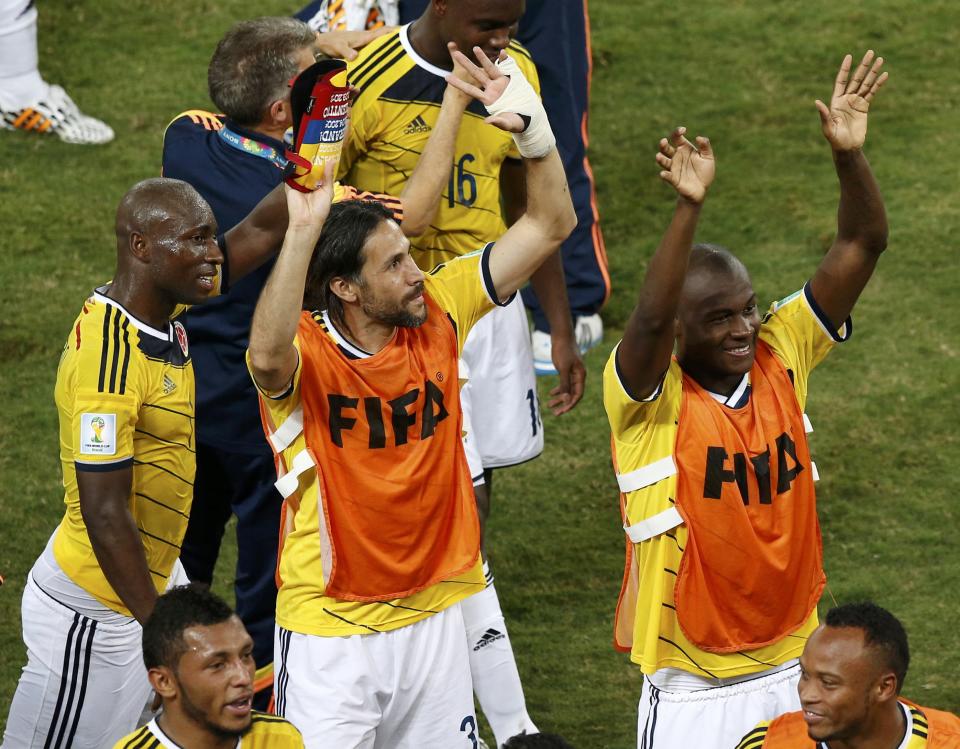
[80,412,117,455]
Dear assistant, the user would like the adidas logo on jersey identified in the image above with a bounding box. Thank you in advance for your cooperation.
[162,374,177,395]
[403,115,431,135]
[473,628,506,651]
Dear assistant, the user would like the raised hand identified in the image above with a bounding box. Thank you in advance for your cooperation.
[816,50,888,152]
[444,44,524,133]
[285,158,336,234]
[656,127,714,204]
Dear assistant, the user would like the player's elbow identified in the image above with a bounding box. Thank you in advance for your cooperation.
[399,213,430,238]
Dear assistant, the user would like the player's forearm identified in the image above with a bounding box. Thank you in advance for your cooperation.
[80,481,157,624]
[519,148,577,246]
[529,253,574,338]
[225,184,290,281]
[833,148,888,255]
[399,85,470,236]
[619,198,701,396]
[248,226,318,389]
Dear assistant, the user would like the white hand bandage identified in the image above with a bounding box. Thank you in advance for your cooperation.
[484,56,556,159]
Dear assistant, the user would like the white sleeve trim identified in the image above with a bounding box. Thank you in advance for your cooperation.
[616,455,677,493]
[274,449,315,499]
[624,506,684,543]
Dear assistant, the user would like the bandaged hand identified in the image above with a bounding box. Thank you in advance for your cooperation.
[446,45,556,159]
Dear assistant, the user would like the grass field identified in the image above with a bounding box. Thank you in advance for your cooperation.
[1,1,958,745]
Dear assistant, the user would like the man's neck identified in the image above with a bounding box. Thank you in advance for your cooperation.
[156,710,239,749]
[244,121,287,144]
[102,276,175,331]
[825,701,907,749]
[405,16,452,70]
[335,308,397,355]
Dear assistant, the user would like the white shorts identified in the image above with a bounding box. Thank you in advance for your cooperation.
[274,603,477,749]
[637,662,801,749]
[2,544,189,749]
[461,295,543,469]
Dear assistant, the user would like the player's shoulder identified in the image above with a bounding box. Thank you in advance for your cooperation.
[735,718,772,749]
[247,711,304,744]
[348,26,403,71]
[506,40,538,78]
[165,109,223,133]
[111,724,158,749]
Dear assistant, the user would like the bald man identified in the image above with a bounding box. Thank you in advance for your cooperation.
[604,52,889,748]
[1,177,310,749]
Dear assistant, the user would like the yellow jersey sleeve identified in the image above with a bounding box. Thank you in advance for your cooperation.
[246,336,304,422]
[422,243,506,354]
[734,721,770,749]
[67,305,143,472]
[760,282,851,410]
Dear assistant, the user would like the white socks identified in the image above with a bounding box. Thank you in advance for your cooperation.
[0,0,47,109]
[462,561,538,747]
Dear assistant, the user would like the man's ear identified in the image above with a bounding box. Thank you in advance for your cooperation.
[129,232,149,262]
[268,97,293,131]
[330,276,359,305]
[148,666,178,700]
[875,670,899,702]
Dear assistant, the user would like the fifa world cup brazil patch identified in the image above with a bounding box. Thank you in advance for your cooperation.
[80,413,117,455]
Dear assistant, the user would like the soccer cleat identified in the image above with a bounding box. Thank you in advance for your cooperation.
[1,84,113,144]
[532,313,603,376]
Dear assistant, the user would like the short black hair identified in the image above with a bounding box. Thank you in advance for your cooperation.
[503,732,575,749]
[687,242,747,278]
[825,602,910,693]
[208,17,316,126]
[142,584,235,671]
[303,200,395,322]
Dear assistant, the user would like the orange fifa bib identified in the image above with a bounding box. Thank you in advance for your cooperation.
[674,342,825,652]
[296,294,480,601]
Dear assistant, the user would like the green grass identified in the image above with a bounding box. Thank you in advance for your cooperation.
[1,1,958,745]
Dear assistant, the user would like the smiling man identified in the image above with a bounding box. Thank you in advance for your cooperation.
[113,585,304,749]
[1,177,306,748]
[735,602,960,749]
[603,52,890,748]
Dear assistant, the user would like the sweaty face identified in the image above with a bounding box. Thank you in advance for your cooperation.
[148,193,222,306]
[798,626,887,742]
[437,0,524,63]
[356,219,427,328]
[173,617,256,738]
[676,267,760,395]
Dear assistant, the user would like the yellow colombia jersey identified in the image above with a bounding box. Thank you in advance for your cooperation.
[249,247,504,636]
[603,284,851,679]
[736,703,937,748]
[113,712,304,749]
[341,25,540,271]
[53,289,199,615]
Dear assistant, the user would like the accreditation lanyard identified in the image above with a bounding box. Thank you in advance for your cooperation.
[217,126,288,169]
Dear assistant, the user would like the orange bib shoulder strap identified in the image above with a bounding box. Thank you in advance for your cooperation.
[673,342,825,652]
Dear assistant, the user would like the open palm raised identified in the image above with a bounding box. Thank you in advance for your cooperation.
[816,50,888,152]
[656,127,715,204]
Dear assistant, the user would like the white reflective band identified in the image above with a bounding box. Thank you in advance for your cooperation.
[624,506,684,543]
[269,406,304,453]
[811,461,820,482]
[616,455,677,493]
[275,449,315,499]
[803,413,813,434]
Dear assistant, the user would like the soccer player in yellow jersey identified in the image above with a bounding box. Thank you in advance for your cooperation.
[113,586,304,749]
[603,52,889,748]
[736,603,960,749]
[1,178,304,749]
[247,48,574,748]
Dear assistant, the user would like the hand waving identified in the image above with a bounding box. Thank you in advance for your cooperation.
[285,158,336,234]
[656,127,715,204]
[816,50,888,152]
[445,44,524,133]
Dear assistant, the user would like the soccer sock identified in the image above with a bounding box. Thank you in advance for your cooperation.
[462,561,538,747]
[0,0,48,109]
